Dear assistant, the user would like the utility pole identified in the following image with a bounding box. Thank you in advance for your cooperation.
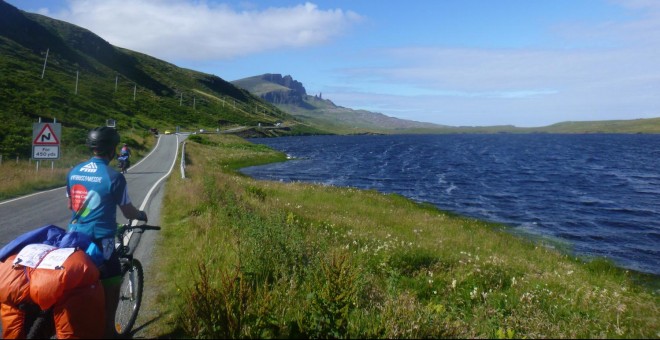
[41,48,49,79]
[75,71,79,94]
[115,74,118,92]
[180,92,183,106]
[133,84,137,101]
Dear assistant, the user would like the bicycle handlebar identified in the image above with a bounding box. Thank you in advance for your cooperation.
[117,222,161,235]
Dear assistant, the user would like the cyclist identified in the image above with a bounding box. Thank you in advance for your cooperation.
[120,143,131,158]
[66,126,148,337]
[117,143,131,173]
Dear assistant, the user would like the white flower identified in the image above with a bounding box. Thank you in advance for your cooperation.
[470,287,479,299]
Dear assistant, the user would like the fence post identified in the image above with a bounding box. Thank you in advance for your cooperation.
[180,142,187,179]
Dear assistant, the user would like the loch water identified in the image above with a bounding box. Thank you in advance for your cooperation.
[241,134,660,275]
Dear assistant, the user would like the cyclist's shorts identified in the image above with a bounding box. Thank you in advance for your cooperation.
[95,239,121,285]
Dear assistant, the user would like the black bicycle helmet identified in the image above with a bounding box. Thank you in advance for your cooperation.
[87,126,120,155]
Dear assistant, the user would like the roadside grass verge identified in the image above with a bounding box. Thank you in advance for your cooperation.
[0,130,156,201]
[150,134,658,339]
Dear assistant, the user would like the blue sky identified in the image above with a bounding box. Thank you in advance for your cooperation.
[5,0,660,127]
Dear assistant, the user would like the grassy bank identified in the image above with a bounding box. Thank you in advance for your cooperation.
[149,134,658,338]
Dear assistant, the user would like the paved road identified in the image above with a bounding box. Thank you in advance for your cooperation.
[0,133,183,337]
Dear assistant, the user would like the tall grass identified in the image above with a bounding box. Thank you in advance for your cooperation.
[0,159,69,200]
[149,134,659,339]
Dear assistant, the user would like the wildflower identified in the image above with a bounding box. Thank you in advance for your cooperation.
[470,287,479,300]
[451,279,457,289]
[511,277,517,286]
[616,303,627,313]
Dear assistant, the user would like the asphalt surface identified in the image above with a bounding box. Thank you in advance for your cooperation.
[0,133,183,337]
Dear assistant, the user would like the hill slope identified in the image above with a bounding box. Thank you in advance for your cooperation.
[233,73,660,134]
[0,1,320,158]
[233,74,448,134]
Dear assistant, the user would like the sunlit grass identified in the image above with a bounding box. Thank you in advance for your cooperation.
[0,131,156,201]
[0,160,68,200]
[148,134,658,339]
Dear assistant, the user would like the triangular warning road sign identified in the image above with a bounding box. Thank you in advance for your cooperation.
[33,123,60,145]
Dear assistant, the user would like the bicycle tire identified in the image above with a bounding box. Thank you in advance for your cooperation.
[26,311,54,339]
[114,258,144,337]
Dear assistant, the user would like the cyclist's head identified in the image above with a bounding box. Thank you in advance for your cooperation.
[87,127,120,156]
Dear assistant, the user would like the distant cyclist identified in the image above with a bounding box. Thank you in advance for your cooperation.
[120,143,131,158]
[66,127,147,337]
[117,143,131,173]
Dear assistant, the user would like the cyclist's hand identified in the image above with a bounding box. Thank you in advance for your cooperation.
[137,210,148,222]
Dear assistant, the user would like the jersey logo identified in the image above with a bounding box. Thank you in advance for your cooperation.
[80,162,98,173]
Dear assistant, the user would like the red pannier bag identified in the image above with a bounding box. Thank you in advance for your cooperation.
[29,249,100,310]
[53,281,105,339]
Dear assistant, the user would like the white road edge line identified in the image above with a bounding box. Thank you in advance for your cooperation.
[0,134,165,206]
[128,134,179,231]
[138,134,179,211]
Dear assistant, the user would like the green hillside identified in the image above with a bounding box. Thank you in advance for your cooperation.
[0,1,324,159]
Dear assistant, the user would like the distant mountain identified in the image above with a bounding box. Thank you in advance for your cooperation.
[233,74,447,133]
[233,73,660,134]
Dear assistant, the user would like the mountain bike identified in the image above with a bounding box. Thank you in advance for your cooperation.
[20,222,160,338]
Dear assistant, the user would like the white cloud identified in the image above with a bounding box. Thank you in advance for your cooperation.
[325,1,660,126]
[51,0,362,61]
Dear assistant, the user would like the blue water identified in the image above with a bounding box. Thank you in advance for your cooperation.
[241,134,660,275]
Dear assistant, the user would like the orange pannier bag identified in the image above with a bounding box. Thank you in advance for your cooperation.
[53,281,105,339]
[29,249,100,310]
[1,303,26,339]
[0,254,31,306]
[0,254,32,339]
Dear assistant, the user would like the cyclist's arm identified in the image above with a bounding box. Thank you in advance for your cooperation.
[119,203,147,222]
[113,172,147,221]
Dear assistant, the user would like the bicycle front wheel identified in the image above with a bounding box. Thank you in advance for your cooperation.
[114,258,144,336]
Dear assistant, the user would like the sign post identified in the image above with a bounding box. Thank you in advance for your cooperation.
[32,122,61,160]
